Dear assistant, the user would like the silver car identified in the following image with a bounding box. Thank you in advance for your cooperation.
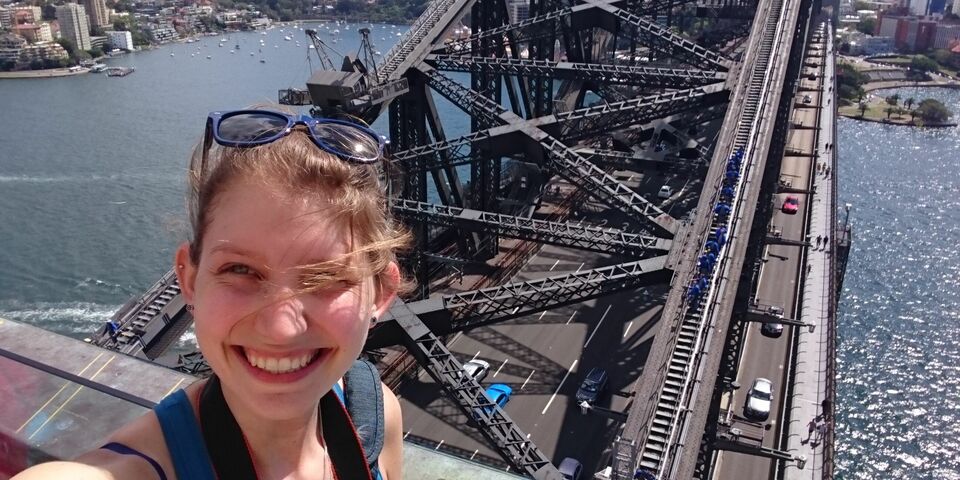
[744,377,773,421]
[462,359,491,383]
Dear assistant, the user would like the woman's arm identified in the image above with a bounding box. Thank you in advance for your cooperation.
[11,461,112,480]
[377,382,403,480]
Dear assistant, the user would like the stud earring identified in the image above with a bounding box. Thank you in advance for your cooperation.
[178,264,185,270]
[370,316,378,325]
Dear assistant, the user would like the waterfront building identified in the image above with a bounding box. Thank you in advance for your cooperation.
[933,23,960,48]
[143,22,178,43]
[56,3,92,51]
[105,30,134,51]
[82,0,110,29]
[12,22,53,43]
[20,41,68,62]
[90,35,108,50]
[0,7,12,29]
[0,32,27,62]
[954,0,960,15]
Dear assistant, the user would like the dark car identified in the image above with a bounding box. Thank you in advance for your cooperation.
[575,367,609,405]
[559,457,583,480]
[761,321,784,338]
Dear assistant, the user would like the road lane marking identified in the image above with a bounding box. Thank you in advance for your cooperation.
[512,306,520,314]
[550,259,559,271]
[29,354,116,440]
[162,377,187,399]
[541,359,578,415]
[566,312,577,324]
[470,350,481,362]
[521,370,536,390]
[623,321,634,338]
[435,440,445,450]
[493,358,508,377]
[576,262,584,272]
[470,449,479,460]
[404,430,411,440]
[18,351,105,433]
[584,305,613,348]
[539,311,547,320]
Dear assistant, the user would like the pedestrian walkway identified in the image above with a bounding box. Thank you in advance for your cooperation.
[784,19,836,480]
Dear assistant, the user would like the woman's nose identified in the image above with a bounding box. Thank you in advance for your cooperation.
[253,292,308,342]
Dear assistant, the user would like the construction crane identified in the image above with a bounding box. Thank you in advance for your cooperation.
[279,28,409,121]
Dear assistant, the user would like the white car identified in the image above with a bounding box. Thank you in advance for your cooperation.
[462,359,491,383]
[744,378,773,421]
[657,185,674,199]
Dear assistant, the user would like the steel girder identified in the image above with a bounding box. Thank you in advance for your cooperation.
[426,54,726,88]
[382,304,563,479]
[439,1,729,71]
[586,0,729,70]
[412,70,726,148]
[392,199,672,256]
[419,67,510,128]
[575,147,706,171]
[551,85,728,142]
[369,256,670,349]
[534,133,679,236]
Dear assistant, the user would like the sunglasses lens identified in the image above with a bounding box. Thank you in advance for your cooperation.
[217,112,288,143]
[311,122,382,163]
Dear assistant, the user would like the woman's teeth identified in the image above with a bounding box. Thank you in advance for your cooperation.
[244,350,319,374]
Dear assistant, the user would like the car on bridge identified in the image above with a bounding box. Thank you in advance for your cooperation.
[575,367,609,405]
[782,195,799,215]
[482,384,512,413]
[762,305,785,338]
[744,378,773,421]
[462,359,491,383]
[658,185,674,199]
[803,94,812,104]
[559,457,583,480]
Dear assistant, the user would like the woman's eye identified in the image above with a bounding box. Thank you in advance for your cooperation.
[224,264,254,276]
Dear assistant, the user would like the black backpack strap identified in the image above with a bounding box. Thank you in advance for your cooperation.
[199,376,258,480]
[320,388,374,480]
[343,360,385,465]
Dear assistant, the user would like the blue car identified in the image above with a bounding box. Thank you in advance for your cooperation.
[473,384,512,421]
[485,384,512,410]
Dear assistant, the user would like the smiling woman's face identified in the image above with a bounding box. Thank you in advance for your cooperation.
[179,178,373,420]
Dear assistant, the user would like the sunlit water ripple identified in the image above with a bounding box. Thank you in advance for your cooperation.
[836,87,960,479]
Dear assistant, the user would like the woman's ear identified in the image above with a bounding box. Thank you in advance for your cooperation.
[371,262,400,325]
[174,242,198,306]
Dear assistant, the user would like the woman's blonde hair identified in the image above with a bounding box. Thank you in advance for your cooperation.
[185,113,413,297]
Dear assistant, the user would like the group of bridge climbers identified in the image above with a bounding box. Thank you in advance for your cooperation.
[687,147,745,303]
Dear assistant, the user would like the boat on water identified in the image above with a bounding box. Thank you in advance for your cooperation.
[260,58,266,63]
[90,63,107,73]
[284,35,292,41]
[105,66,134,77]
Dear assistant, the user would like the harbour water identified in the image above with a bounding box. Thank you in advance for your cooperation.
[1,31,959,477]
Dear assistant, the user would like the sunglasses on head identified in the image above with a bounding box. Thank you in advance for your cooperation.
[203,110,386,165]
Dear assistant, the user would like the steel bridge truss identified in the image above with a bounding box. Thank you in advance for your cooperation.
[101,0,764,474]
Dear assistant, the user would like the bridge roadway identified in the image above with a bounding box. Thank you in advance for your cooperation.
[715,21,829,480]
[396,154,706,472]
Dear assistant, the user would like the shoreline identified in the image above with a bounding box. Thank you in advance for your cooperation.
[0,68,91,79]
[836,113,956,128]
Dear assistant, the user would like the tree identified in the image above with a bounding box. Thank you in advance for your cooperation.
[910,55,939,74]
[915,98,952,123]
[857,17,877,35]
[41,4,56,20]
[858,102,869,117]
[904,97,915,110]
[885,93,900,106]
[90,25,106,37]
